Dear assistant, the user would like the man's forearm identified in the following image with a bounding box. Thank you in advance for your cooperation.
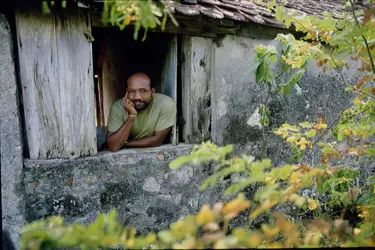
[107,116,136,152]
[126,135,162,148]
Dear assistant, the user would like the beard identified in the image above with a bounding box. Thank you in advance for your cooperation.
[134,100,149,111]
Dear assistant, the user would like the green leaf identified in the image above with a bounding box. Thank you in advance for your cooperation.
[305,129,317,138]
[254,183,280,201]
[250,61,261,73]
[224,179,253,195]
[299,121,313,128]
[256,63,266,83]
[327,59,336,68]
[256,45,266,56]
[295,195,306,207]
[337,131,344,141]
[158,230,175,244]
[277,70,305,96]
[41,1,51,14]
[289,144,302,163]
[285,16,293,28]
[275,6,285,22]
[269,54,277,63]
[169,156,188,169]
[200,174,218,191]
[365,147,375,157]
[270,165,294,180]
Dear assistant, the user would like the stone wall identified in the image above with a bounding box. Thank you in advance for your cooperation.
[23,145,227,234]
[0,13,25,249]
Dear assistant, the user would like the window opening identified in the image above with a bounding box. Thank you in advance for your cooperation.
[91,27,180,150]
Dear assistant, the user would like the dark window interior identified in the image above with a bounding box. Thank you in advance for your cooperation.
[91,28,178,150]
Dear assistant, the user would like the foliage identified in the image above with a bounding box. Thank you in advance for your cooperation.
[101,0,177,41]
[20,210,156,250]
[40,0,175,41]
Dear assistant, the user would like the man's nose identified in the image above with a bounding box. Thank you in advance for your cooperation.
[134,91,142,99]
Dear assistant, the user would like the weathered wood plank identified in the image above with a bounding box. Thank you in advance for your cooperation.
[16,8,97,159]
[16,9,63,159]
[56,9,97,158]
[101,35,128,126]
[181,36,213,143]
[161,36,178,145]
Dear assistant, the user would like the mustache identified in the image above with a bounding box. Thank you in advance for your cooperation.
[134,101,146,105]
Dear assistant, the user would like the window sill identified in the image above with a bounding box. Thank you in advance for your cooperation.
[97,143,193,156]
[24,143,194,165]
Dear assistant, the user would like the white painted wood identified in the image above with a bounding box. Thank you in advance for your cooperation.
[16,8,97,159]
[181,36,213,143]
[161,35,178,145]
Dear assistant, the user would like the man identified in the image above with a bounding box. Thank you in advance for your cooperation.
[106,72,176,152]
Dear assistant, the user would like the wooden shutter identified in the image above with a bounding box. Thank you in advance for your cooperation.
[16,8,97,159]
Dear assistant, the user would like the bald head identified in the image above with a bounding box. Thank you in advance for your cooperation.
[127,72,151,89]
[126,72,155,111]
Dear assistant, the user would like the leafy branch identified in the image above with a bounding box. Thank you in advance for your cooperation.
[321,44,375,100]
[348,0,375,75]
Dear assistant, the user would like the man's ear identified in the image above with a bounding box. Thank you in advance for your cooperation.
[151,88,156,94]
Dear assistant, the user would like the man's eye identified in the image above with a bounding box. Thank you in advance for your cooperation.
[128,91,136,94]
[140,89,148,93]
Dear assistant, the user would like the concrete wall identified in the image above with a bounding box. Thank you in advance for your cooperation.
[212,34,360,163]
[0,13,25,249]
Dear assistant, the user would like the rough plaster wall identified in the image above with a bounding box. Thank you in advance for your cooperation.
[0,14,25,249]
[213,34,362,163]
[23,145,228,233]
[212,35,277,149]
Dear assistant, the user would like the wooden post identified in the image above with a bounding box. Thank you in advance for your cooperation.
[161,35,178,145]
[181,36,213,144]
[16,8,97,159]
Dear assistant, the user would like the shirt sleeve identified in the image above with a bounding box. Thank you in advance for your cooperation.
[155,99,177,131]
[107,100,127,132]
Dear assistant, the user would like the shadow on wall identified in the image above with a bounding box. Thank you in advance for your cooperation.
[2,230,15,250]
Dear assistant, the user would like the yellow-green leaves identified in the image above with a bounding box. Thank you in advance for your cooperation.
[275,6,293,28]
[274,120,329,155]
[305,129,317,138]
[222,193,251,219]
[196,204,216,225]
[169,142,233,170]
[307,198,319,210]
[270,164,294,180]
[102,0,177,41]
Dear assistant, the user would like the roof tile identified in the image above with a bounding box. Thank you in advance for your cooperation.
[173,0,373,28]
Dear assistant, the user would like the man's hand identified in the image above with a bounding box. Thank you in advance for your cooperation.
[122,92,137,116]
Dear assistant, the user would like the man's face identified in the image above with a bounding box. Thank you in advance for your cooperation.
[126,75,155,111]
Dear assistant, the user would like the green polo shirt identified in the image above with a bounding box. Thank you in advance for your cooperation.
[107,93,176,139]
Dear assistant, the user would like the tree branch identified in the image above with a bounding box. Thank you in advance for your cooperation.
[311,105,371,148]
[260,84,272,159]
[349,0,375,75]
[292,18,375,99]
[321,45,375,100]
